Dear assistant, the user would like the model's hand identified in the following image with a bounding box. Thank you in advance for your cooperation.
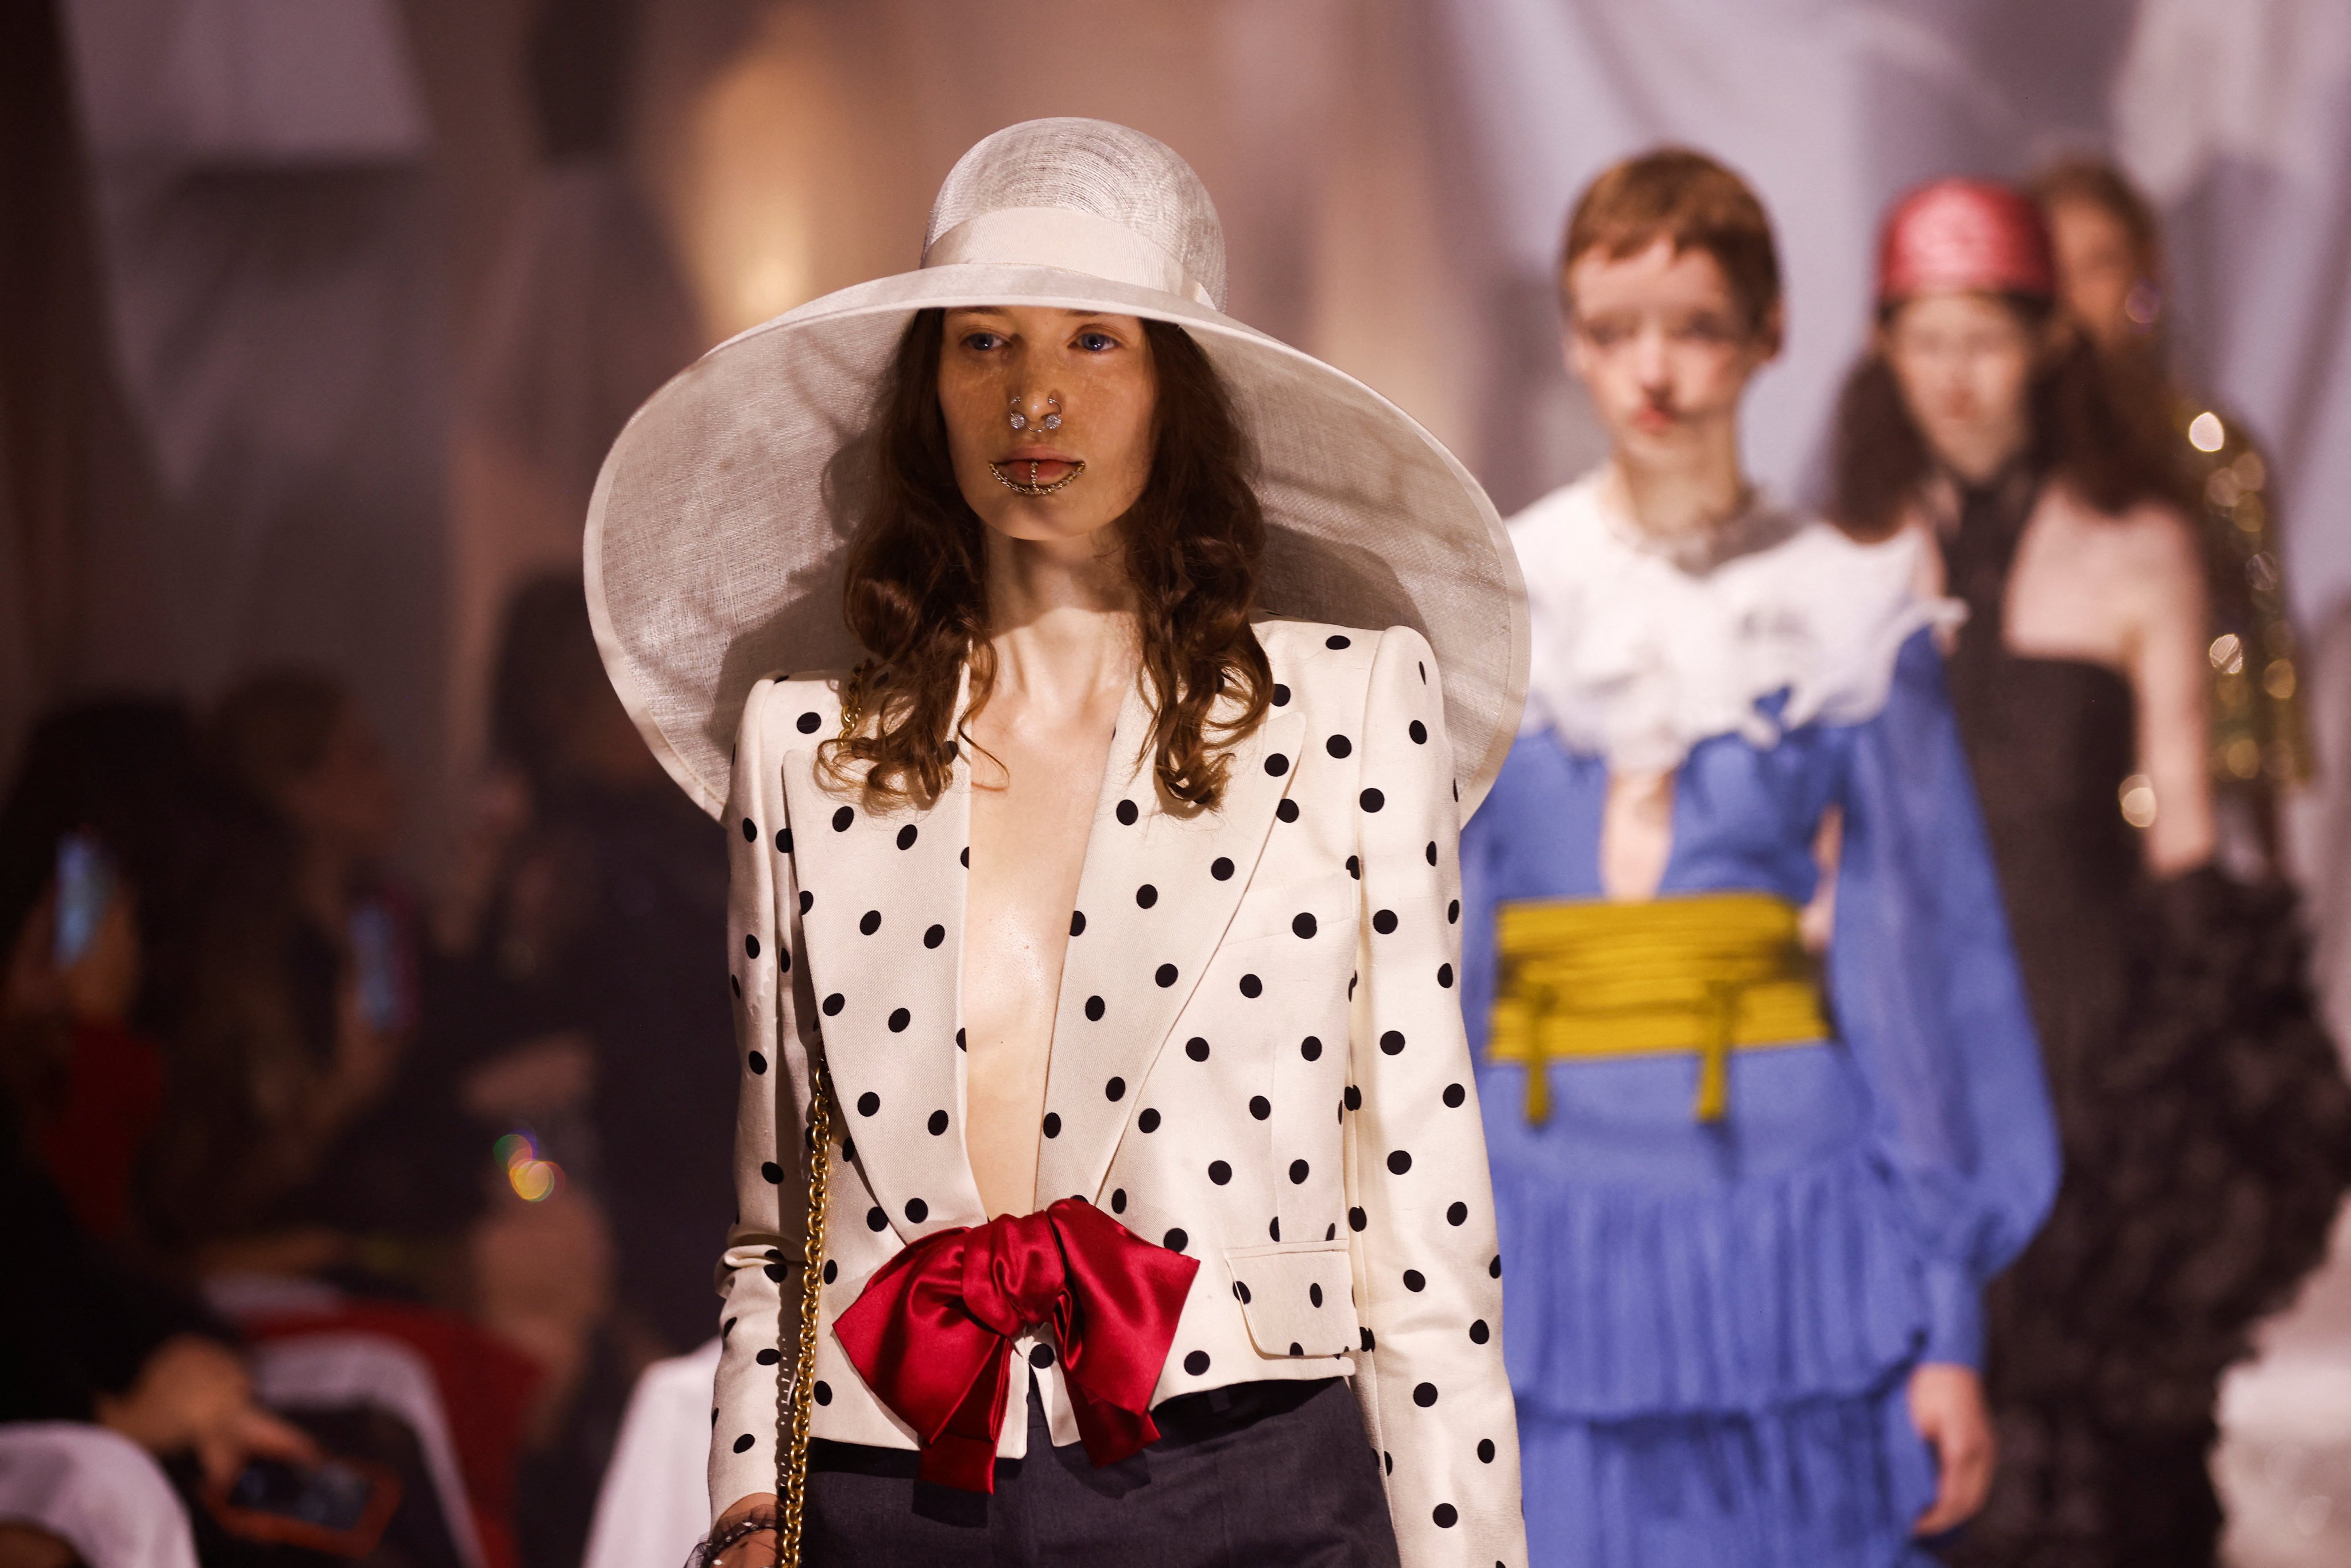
[1908,1361,1995,1535]
[708,1494,780,1568]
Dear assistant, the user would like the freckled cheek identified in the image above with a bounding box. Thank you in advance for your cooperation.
[1087,389,1159,489]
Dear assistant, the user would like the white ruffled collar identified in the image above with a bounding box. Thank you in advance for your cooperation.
[1510,471,1961,772]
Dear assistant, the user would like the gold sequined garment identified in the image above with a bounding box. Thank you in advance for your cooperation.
[2176,400,2311,791]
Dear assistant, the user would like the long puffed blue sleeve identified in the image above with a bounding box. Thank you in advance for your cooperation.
[1829,629,2060,1369]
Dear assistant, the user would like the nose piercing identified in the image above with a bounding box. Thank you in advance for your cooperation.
[1008,396,1061,432]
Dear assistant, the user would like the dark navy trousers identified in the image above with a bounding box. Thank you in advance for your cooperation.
[804,1376,1403,1567]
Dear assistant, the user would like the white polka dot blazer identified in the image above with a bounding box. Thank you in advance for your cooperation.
[711,620,1526,1568]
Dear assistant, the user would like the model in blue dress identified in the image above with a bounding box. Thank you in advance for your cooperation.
[1466,152,2059,1567]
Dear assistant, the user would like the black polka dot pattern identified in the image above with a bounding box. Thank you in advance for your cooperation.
[709,634,1506,1555]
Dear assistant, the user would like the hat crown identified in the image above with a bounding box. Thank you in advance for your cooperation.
[1876,177,2054,303]
[924,118,1229,312]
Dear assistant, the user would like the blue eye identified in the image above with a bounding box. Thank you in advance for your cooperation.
[963,332,1004,351]
[1077,331,1116,352]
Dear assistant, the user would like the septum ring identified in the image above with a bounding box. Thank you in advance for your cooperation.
[987,458,1086,497]
[1008,395,1062,432]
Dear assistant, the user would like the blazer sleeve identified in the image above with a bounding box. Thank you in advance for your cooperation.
[708,679,822,1517]
[1345,627,1529,1568]
[1829,629,2061,1368]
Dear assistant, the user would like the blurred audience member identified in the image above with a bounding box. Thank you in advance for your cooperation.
[0,700,218,1244]
[0,1089,313,1465]
[2032,158,2312,869]
[454,575,734,1358]
[419,575,731,1568]
[116,668,476,1281]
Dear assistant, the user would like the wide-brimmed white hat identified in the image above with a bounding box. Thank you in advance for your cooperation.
[586,118,1526,819]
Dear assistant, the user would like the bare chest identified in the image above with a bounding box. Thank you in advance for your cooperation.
[1995,508,2141,670]
[959,706,1120,1215]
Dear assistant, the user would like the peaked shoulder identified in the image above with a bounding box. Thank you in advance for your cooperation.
[1253,617,1408,719]
[740,669,855,753]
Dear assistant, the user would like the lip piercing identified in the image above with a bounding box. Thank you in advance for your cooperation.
[987,458,1086,496]
[1008,395,1062,432]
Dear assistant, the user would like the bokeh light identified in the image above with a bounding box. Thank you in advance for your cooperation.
[497,1129,564,1202]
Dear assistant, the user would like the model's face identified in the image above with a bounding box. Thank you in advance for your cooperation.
[1880,291,2040,480]
[2046,196,2147,354]
[938,307,1158,546]
[1564,238,1777,471]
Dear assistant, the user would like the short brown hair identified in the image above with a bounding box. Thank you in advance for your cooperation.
[1560,148,1782,336]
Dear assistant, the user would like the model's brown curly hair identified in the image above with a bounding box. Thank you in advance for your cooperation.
[1829,293,2189,539]
[820,309,1271,812]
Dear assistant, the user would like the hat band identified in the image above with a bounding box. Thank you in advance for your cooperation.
[920,207,1218,309]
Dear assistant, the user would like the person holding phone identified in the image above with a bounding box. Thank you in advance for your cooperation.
[588,119,1529,1567]
[1458,150,2059,1566]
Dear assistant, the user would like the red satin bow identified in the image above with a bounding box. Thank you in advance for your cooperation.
[831,1197,1200,1492]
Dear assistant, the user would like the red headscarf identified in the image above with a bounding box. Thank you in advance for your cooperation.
[1876,178,2054,303]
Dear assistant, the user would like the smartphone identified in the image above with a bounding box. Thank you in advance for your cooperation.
[348,898,412,1032]
[52,830,116,968]
[204,1456,401,1557]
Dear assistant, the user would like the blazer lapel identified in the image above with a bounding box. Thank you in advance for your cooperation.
[781,741,987,1240]
[1033,686,1306,1209]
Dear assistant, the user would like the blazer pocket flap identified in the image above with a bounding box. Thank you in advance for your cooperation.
[1223,1242,1358,1358]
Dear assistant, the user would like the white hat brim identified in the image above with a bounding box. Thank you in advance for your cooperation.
[585,262,1528,820]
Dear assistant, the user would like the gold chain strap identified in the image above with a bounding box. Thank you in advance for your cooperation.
[776,1059,832,1566]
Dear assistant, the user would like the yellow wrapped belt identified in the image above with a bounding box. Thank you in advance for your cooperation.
[1488,891,1829,1124]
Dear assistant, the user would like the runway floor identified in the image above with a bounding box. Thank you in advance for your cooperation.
[2217,1203,2351,1566]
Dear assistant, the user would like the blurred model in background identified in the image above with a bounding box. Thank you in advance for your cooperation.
[2030,158,2311,869]
[1461,150,2057,1568]
[1831,178,2351,1568]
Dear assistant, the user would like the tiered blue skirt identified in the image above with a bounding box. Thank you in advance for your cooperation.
[1481,1044,1941,1568]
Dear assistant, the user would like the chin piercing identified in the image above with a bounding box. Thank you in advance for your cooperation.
[1008,396,1062,432]
[987,458,1086,496]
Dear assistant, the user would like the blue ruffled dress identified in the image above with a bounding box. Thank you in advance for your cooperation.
[1463,478,2059,1568]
